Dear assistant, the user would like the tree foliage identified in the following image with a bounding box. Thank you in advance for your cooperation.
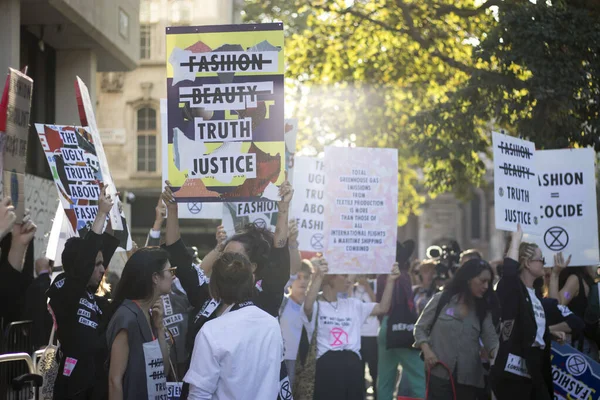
[243,0,600,224]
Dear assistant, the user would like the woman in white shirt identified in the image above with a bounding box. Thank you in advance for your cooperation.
[184,252,283,400]
[301,257,399,400]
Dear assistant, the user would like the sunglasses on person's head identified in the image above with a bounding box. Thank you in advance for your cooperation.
[530,257,546,266]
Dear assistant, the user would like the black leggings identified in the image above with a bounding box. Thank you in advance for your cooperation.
[314,350,364,400]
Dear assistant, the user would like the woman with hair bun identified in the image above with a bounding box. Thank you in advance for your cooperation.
[184,252,283,400]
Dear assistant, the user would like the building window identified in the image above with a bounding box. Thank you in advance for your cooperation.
[140,25,151,60]
[137,107,157,172]
[470,193,481,240]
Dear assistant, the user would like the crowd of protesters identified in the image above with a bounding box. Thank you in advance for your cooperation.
[0,177,599,400]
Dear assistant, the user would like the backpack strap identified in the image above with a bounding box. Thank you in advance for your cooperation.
[429,295,445,334]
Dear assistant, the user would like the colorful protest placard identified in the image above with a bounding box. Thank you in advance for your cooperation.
[160,99,222,220]
[165,23,285,202]
[551,342,600,400]
[525,148,599,266]
[0,69,33,221]
[220,118,297,234]
[492,131,540,234]
[291,156,325,256]
[76,77,132,250]
[323,147,398,274]
[35,124,104,238]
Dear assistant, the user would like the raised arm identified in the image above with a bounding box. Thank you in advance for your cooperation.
[7,214,37,273]
[0,197,16,241]
[304,257,327,319]
[160,183,210,309]
[548,252,573,305]
[92,185,113,235]
[288,219,301,276]
[506,224,522,261]
[146,196,166,247]
[162,181,180,246]
[274,181,293,248]
[198,226,227,277]
[371,263,400,315]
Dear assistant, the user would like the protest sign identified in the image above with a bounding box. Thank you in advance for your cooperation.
[220,118,297,234]
[323,147,398,274]
[222,201,278,236]
[0,69,32,221]
[161,99,222,219]
[526,148,599,267]
[35,124,105,238]
[551,342,600,400]
[46,204,74,267]
[291,156,325,255]
[76,77,132,250]
[492,131,540,234]
[165,23,285,202]
[167,382,183,400]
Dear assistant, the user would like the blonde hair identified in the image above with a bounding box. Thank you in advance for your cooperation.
[518,242,539,271]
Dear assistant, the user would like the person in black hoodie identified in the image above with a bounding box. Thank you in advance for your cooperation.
[47,186,120,400]
[491,224,568,400]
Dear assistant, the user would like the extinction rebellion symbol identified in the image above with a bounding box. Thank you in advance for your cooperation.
[566,354,588,376]
[311,233,324,251]
[187,202,202,214]
[544,226,569,251]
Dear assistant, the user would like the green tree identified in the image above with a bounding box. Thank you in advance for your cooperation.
[243,0,600,225]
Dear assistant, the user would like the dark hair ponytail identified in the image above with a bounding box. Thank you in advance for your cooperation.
[209,252,254,305]
[226,223,273,275]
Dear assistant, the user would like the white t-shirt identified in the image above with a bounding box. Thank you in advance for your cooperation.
[279,296,304,361]
[526,287,546,349]
[185,305,283,400]
[352,285,380,337]
[302,297,376,359]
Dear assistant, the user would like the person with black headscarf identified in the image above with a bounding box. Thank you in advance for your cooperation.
[47,186,119,400]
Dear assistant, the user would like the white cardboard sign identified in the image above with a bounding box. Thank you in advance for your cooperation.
[291,156,325,253]
[527,148,599,267]
[493,131,540,234]
[323,147,398,274]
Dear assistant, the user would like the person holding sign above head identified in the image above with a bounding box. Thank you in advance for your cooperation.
[107,248,174,400]
[184,252,283,400]
[413,258,499,400]
[161,180,294,400]
[47,185,120,400]
[296,257,399,400]
[490,224,569,400]
[547,257,599,361]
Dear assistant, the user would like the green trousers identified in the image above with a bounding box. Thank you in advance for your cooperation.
[377,317,426,400]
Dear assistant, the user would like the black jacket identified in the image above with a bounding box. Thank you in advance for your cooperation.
[490,257,552,400]
[23,272,52,349]
[0,233,34,331]
[47,231,119,400]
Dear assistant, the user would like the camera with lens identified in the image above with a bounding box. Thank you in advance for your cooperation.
[425,240,462,281]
